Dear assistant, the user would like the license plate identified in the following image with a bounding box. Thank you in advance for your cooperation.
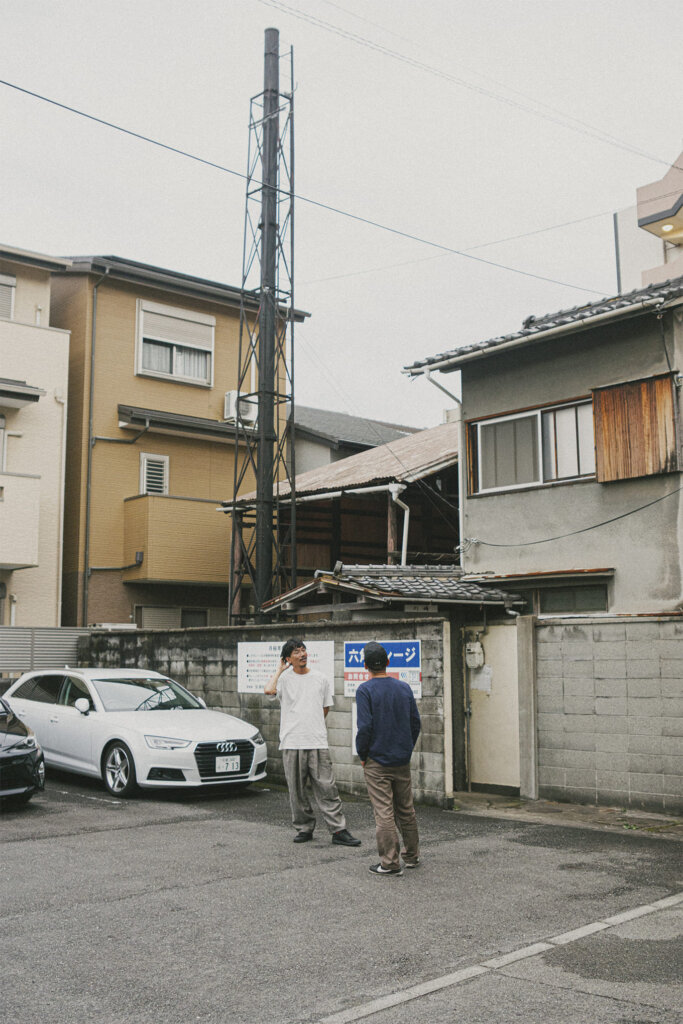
[215,755,240,773]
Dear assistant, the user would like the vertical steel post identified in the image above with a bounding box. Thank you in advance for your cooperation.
[255,27,279,612]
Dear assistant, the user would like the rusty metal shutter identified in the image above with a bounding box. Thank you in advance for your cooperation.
[593,374,678,482]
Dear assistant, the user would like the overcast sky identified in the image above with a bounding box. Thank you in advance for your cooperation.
[3,0,682,428]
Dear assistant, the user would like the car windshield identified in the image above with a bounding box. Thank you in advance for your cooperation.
[90,677,202,712]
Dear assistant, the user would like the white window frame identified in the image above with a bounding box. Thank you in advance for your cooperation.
[139,452,169,495]
[473,399,595,495]
[0,274,16,320]
[135,299,215,387]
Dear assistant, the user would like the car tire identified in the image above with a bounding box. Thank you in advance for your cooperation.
[102,741,137,798]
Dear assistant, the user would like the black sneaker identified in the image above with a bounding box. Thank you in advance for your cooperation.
[369,863,403,876]
[332,828,361,847]
[293,831,313,843]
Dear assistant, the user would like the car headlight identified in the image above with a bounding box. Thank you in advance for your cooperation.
[144,735,192,750]
[250,730,265,745]
[12,735,39,752]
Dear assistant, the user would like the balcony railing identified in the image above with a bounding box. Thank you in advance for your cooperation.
[0,473,40,569]
[123,494,231,584]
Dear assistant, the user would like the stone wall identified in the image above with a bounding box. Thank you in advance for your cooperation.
[535,617,683,814]
[81,617,449,805]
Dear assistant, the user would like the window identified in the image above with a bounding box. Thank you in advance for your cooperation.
[593,374,677,482]
[0,274,16,320]
[514,584,608,615]
[24,674,64,704]
[136,299,215,386]
[469,400,595,493]
[140,453,169,495]
[60,676,94,709]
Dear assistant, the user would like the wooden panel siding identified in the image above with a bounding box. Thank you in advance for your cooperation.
[593,374,677,482]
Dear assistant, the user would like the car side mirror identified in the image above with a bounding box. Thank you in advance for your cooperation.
[197,696,207,708]
[74,697,91,715]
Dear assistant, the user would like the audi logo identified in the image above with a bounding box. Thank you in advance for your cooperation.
[217,741,238,753]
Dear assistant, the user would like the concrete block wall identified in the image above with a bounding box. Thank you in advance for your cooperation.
[536,617,683,814]
[82,617,448,805]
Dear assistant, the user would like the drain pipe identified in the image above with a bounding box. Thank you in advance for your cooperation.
[388,483,410,566]
[424,370,465,567]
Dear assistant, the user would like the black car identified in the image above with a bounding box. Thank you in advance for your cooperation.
[0,696,45,805]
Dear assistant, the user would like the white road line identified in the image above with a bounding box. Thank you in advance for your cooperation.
[316,891,683,1024]
[548,921,610,945]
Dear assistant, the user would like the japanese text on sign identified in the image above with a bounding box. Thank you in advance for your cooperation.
[344,640,421,699]
[238,641,335,694]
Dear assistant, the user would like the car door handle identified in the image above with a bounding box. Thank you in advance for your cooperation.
[49,716,59,723]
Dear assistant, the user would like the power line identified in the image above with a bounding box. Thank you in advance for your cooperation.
[0,77,608,296]
[260,0,683,174]
[470,482,683,548]
[302,210,614,286]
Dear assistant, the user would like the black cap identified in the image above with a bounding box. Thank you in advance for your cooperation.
[363,641,388,670]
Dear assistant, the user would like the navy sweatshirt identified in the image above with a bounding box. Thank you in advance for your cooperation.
[355,675,421,766]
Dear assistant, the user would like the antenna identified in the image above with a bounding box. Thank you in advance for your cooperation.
[228,28,297,622]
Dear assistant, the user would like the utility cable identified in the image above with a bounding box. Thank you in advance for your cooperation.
[0,77,608,296]
[260,0,683,173]
[470,482,683,548]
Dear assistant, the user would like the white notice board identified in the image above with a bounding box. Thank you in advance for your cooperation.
[237,640,335,694]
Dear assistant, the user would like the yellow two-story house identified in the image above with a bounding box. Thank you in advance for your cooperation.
[51,254,294,627]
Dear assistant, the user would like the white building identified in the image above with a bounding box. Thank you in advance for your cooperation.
[0,244,71,625]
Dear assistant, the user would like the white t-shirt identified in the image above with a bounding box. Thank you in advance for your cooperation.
[275,667,334,750]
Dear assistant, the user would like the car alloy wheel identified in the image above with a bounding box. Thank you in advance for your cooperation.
[103,742,137,797]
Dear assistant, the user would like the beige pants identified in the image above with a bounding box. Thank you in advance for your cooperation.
[282,748,346,835]
[363,759,420,870]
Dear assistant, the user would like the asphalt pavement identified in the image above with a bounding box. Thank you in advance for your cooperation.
[1,772,681,1024]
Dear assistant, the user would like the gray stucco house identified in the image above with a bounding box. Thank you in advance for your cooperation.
[406,276,683,616]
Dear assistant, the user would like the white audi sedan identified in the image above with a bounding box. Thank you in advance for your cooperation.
[4,668,267,798]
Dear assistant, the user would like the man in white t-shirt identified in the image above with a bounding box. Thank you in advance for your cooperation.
[265,638,361,847]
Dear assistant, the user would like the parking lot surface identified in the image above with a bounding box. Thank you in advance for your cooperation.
[2,771,681,1024]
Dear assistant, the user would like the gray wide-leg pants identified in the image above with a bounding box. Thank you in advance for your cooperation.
[282,748,346,835]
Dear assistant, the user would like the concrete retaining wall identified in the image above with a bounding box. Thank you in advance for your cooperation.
[535,617,683,814]
[81,617,449,805]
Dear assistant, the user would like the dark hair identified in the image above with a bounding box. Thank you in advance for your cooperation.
[281,638,306,660]
[363,641,388,670]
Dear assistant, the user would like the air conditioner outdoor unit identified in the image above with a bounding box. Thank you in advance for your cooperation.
[223,390,257,424]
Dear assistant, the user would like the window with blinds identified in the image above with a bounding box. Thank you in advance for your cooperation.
[136,299,215,386]
[593,374,678,482]
[0,274,16,320]
[140,453,169,495]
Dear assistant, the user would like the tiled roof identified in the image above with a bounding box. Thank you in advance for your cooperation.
[405,274,683,375]
[226,420,457,506]
[324,564,520,604]
[262,564,521,611]
[293,405,417,449]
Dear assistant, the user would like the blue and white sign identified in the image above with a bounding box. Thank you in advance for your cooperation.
[343,640,422,699]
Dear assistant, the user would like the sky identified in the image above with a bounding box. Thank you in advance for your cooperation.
[2,0,682,429]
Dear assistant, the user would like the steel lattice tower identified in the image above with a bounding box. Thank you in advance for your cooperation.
[228,28,296,622]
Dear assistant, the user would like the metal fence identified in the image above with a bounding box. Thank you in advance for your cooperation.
[0,627,92,675]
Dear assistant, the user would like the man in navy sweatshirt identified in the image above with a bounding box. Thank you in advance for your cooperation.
[355,641,421,876]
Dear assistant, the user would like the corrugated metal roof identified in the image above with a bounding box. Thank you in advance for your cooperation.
[405,274,683,375]
[227,420,457,507]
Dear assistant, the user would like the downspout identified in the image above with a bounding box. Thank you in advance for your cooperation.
[388,483,410,566]
[82,267,109,626]
[54,389,67,626]
[424,369,465,567]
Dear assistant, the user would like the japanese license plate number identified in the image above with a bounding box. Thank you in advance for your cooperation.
[215,755,240,773]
